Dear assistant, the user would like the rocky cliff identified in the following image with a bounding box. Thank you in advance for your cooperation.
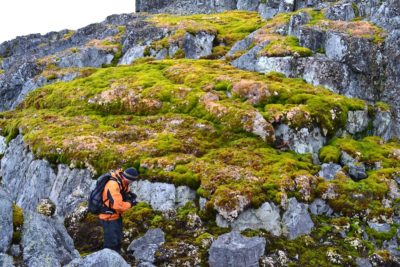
[0,0,400,266]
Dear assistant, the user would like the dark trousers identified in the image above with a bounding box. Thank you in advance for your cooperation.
[100,217,123,253]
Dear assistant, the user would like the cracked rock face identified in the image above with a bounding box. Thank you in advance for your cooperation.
[22,212,79,267]
[0,135,94,215]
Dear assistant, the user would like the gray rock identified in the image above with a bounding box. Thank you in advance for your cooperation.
[136,0,237,14]
[199,197,207,210]
[232,44,266,72]
[0,136,6,155]
[367,222,391,233]
[56,47,114,68]
[130,180,176,211]
[373,108,393,141]
[0,188,13,253]
[279,0,295,13]
[183,32,215,59]
[348,162,367,181]
[288,12,310,37]
[383,235,400,257]
[318,163,342,180]
[258,3,279,20]
[127,228,165,264]
[275,124,326,158]
[226,31,256,57]
[22,212,79,267]
[325,3,356,21]
[309,198,333,216]
[237,0,259,11]
[49,164,94,217]
[282,197,314,240]
[0,253,14,267]
[209,231,266,267]
[10,244,21,257]
[119,45,145,65]
[356,257,372,267]
[1,135,56,211]
[256,57,295,77]
[66,249,130,267]
[175,186,196,207]
[340,151,355,166]
[346,109,369,135]
[217,202,282,236]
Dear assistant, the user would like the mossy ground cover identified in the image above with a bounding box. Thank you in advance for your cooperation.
[148,11,265,58]
[0,59,380,213]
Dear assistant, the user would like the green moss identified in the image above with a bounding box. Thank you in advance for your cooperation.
[319,145,341,163]
[366,225,398,247]
[260,36,313,57]
[12,204,23,244]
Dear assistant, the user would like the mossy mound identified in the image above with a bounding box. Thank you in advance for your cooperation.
[0,58,381,215]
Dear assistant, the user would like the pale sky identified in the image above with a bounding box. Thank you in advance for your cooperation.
[0,0,135,43]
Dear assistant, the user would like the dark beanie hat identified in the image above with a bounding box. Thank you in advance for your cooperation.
[122,167,139,181]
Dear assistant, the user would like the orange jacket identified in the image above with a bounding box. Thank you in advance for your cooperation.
[99,171,132,221]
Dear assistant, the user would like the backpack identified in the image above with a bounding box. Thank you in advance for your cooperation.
[88,173,121,214]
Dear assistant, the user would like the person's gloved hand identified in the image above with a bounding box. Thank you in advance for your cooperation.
[127,192,137,206]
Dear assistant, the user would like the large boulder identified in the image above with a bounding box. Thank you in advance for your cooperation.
[0,188,13,253]
[282,197,314,239]
[66,249,130,267]
[209,231,266,267]
[22,212,79,267]
[216,202,282,236]
[127,228,165,265]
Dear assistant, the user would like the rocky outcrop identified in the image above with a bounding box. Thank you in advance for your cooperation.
[130,180,196,212]
[209,231,266,267]
[216,202,282,236]
[0,135,94,215]
[136,0,237,14]
[0,188,13,253]
[282,197,314,239]
[22,212,79,267]
[0,253,14,267]
[66,249,130,267]
[127,228,165,265]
